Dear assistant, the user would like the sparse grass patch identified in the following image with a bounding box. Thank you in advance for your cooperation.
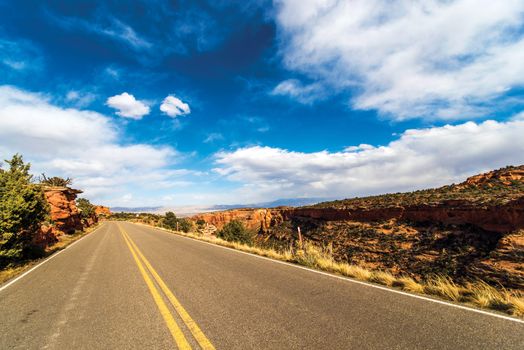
[509,295,524,316]
[393,276,425,293]
[424,276,464,302]
[370,271,397,286]
[466,281,513,312]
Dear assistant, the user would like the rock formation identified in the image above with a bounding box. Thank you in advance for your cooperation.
[94,205,111,217]
[42,186,84,234]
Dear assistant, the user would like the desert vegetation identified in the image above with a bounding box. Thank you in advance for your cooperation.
[0,154,50,266]
[39,173,73,187]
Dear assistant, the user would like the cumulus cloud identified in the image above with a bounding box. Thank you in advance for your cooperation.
[106,92,150,119]
[275,0,524,120]
[214,119,524,201]
[271,79,325,104]
[0,85,190,206]
[160,95,191,117]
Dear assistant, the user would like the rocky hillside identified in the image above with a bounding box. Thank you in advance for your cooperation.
[192,165,524,289]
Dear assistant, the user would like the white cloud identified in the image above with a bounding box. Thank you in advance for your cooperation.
[160,95,191,117]
[49,13,152,50]
[106,92,150,119]
[275,0,524,120]
[271,79,325,104]
[204,133,224,143]
[0,38,43,73]
[214,119,524,202]
[0,85,190,206]
[66,90,97,108]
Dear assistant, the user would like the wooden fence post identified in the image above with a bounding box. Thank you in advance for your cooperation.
[298,226,303,249]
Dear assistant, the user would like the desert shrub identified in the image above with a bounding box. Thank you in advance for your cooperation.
[76,198,95,218]
[178,218,194,233]
[196,219,206,228]
[217,220,254,245]
[163,212,178,230]
[0,154,49,265]
[40,174,72,187]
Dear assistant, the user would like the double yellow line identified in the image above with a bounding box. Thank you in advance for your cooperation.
[118,224,215,350]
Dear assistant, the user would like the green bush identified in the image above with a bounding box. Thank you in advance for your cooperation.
[76,198,95,218]
[0,154,49,265]
[178,218,194,233]
[163,211,178,230]
[217,220,254,245]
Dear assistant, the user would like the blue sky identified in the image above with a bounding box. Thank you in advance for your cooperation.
[1,0,524,208]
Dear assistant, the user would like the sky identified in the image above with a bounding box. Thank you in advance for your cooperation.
[1,0,524,208]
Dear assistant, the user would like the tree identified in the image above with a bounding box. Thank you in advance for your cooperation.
[40,174,73,187]
[163,212,178,230]
[0,154,49,264]
[76,198,95,218]
[217,220,253,245]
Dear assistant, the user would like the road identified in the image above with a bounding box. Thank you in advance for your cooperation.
[0,221,523,349]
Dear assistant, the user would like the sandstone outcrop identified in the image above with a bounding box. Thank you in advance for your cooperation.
[43,186,84,234]
[94,205,111,217]
[464,167,524,187]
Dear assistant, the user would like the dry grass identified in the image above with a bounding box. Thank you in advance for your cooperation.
[393,276,425,293]
[509,295,524,316]
[424,276,464,302]
[0,263,38,284]
[370,271,397,287]
[143,223,524,319]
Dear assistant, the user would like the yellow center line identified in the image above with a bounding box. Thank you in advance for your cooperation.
[118,225,192,350]
[121,227,216,350]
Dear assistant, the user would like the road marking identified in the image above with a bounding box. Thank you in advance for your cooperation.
[119,226,192,350]
[140,223,524,325]
[0,223,106,293]
[122,228,216,350]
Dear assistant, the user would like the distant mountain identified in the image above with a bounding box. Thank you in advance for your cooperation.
[110,198,333,216]
[111,206,162,213]
[210,197,333,210]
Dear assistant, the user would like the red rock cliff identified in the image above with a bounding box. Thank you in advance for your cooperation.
[43,186,84,234]
[191,197,524,235]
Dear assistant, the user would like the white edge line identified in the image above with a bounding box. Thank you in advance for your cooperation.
[134,222,524,325]
[0,223,106,293]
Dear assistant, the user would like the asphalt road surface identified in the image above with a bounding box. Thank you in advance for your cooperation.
[1,221,523,349]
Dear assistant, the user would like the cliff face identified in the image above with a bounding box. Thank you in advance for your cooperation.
[191,197,524,236]
[43,186,84,234]
[193,209,275,231]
